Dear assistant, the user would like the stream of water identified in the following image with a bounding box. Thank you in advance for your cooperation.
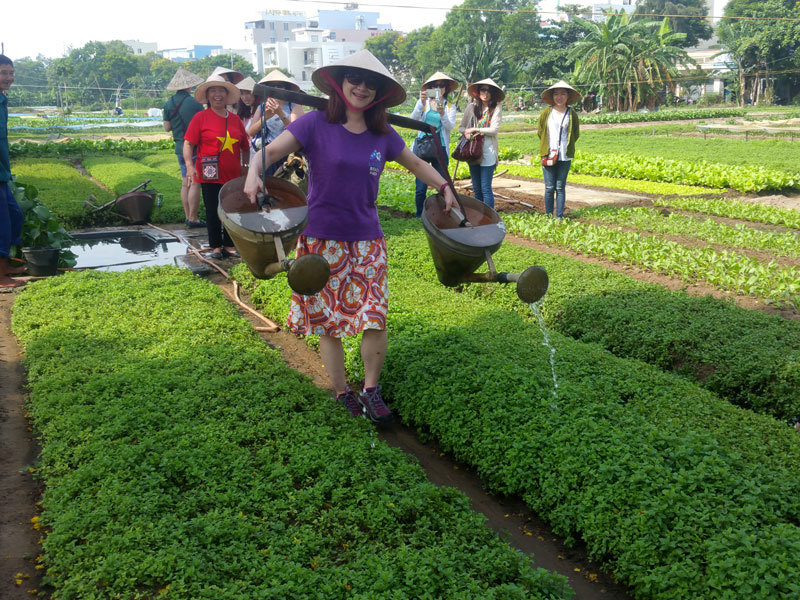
[530,300,559,407]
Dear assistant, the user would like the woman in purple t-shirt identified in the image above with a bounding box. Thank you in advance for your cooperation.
[245,50,457,425]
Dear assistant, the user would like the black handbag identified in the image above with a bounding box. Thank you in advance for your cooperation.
[413,133,437,161]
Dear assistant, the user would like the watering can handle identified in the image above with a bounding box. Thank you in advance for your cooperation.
[427,125,470,225]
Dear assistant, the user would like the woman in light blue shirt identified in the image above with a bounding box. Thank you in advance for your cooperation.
[410,72,457,217]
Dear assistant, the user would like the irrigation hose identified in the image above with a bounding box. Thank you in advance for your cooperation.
[232,281,280,332]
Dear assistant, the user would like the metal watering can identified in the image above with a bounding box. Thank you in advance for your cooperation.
[421,192,548,303]
[217,175,330,296]
[232,84,550,303]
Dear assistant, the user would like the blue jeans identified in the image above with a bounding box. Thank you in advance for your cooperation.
[0,182,23,258]
[468,163,496,209]
[542,160,571,218]
[415,156,449,217]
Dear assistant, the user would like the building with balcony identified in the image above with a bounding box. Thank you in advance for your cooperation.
[245,9,392,83]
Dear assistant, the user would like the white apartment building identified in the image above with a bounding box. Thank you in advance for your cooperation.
[122,40,158,55]
[246,9,391,88]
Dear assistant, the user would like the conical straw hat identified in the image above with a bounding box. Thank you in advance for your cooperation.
[194,74,241,105]
[211,65,245,85]
[236,76,257,92]
[467,78,506,102]
[422,71,457,95]
[258,70,301,93]
[312,49,406,108]
[166,67,204,91]
[541,80,581,105]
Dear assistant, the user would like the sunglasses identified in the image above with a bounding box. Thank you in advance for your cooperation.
[428,82,447,89]
[344,71,381,91]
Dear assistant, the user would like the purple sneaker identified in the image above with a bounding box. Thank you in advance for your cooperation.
[358,383,392,424]
[337,389,362,417]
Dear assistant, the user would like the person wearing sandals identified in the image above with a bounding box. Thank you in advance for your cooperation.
[537,81,581,218]
[163,67,205,229]
[459,78,503,209]
[249,70,305,175]
[243,50,458,424]
[410,72,457,218]
[183,75,249,260]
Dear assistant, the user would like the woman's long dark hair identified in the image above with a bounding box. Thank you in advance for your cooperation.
[237,91,264,120]
[474,88,498,117]
[325,72,389,135]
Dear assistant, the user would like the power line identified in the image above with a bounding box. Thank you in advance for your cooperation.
[288,0,800,23]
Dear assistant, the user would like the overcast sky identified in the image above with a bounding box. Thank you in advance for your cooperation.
[2,0,470,61]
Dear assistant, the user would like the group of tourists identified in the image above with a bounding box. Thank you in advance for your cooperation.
[160,51,585,424]
[162,65,304,260]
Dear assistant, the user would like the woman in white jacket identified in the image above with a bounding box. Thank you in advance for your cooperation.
[459,78,503,209]
[410,72,457,217]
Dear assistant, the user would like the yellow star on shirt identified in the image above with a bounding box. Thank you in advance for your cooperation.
[216,130,239,154]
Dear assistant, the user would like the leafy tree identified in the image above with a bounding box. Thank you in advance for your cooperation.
[569,11,695,110]
[718,0,800,105]
[8,56,55,106]
[394,26,437,83]
[634,0,713,48]
[529,18,588,84]
[365,31,403,74]
[449,34,507,106]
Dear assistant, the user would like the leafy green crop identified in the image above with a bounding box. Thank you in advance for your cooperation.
[11,158,116,228]
[238,215,800,600]
[574,205,800,258]
[12,267,573,600]
[653,197,800,230]
[505,212,800,309]
[566,152,798,193]
[9,138,173,158]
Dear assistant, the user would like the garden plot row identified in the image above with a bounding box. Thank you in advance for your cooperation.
[10,152,186,228]
[497,155,796,194]
[504,212,800,310]
[11,268,573,600]
[236,214,800,600]
[575,205,800,259]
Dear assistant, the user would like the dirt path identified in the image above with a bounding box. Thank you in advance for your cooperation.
[0,289,43,598]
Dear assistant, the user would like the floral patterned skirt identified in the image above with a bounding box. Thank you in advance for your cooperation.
[287,235,388,338]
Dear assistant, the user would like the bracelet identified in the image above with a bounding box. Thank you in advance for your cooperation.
[438,181,449,196]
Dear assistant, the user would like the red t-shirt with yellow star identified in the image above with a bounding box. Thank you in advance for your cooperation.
[184,108,247,184]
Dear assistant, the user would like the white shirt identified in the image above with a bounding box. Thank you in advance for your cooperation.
[547,108,571,162]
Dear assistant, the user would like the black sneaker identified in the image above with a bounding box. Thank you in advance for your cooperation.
[358,383,392,424]
[337,389,362,418]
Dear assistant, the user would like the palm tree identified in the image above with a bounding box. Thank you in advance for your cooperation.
[449,34,506,109]
[569,11,695,111]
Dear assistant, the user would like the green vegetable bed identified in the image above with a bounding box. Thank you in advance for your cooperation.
[82,156,184,224]
[11,268,573,600]
[10,158,116,228]
[238,215,800,600]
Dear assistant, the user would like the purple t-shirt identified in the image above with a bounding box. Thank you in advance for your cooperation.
[287,110,406,241]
